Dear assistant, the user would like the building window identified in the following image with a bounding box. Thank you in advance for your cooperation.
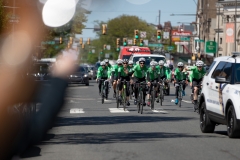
[220,38,222,44]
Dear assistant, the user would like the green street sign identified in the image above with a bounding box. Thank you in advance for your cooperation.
[148,43,163,47]
[205,41,218,53]
[180,37,190,41]
[167,46,174,51]
[195,39,204,43]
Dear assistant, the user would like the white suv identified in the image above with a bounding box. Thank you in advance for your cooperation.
[199,52,240,138]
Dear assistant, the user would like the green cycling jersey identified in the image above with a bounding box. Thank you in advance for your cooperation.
[111,64,119,77]
[189,66,206,82]
[118,66,131,77]
[156,66,171,79]
[174,68,188,81]
[133,64,148,78]
[146,67,159,81]
[97,66,110,79]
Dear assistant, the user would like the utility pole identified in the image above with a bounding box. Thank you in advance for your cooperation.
[235,0,237,51]
[159,10,161,25]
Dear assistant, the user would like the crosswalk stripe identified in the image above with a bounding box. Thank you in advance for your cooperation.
[109,108,129,113]
[70,108,85,114]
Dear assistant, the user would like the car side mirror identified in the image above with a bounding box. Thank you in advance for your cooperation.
[215,76,230,84]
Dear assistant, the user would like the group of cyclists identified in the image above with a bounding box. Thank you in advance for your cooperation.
[96,57,206,111]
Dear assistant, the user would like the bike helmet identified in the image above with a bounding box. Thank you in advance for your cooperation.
[196,60,204,67]
[150,61,157,66]
[139,57,146,62]
[123,59,129,63]
[128,60,133,65]
[177,62,184,67]
[164,63,169,67]
[159,60,164,66]
[100,61,106,66]
[104,59,109,63]
[116,59,123,64]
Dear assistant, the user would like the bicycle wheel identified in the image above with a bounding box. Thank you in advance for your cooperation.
[137,91,141,113]
[101,84,104,104]
[123,86,127,111]
[178,90,182,108]
[140,91,144,114]
[160,86,163,106]
[151,88,155,110]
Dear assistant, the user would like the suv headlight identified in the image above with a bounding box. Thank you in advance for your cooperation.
[84,74,88,77]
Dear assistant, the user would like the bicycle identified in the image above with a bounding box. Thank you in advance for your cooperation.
[158,79,165,106]
[99,79,109,104]
[149,81,158,110]
[135,82,147,114]
[117,80,129,111]
[190,83,202,112]
[176,80,186,108]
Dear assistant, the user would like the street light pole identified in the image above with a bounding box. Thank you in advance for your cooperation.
[235,0,237,51]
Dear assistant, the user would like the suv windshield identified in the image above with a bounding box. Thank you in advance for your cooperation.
[33,63,50,73]
[235,64,240,83]
[133,56,165,67]
[77,67,86,73]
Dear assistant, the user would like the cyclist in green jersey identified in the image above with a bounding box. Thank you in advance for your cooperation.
[118,59,131,106]
[187,60,206,109]
[156,60,171,94]
[174,62,189,104]
[111,59,123,98]
[128,60,134,97]
[104,59,112,71]
[96,61,110,94]
[146,61,160,106]
[132,57,148,106]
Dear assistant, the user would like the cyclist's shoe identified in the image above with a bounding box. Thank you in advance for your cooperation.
[193,100,198,112]
[182,90,185,96]
[132,93,135,97]
[134,99,137,105]
[143,102,146,106]
[99,91,101,96]
[175,98,179,105]
[147,101,150,106]
[127,101,130,106]
[156,99,159,103]
[113,92,116,98]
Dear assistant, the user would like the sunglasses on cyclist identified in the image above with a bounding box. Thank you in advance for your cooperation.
[123,63,128,64]
[178,66,183,68]
[118,63,122,65]
[197,66,202,68]
[140,62,145,64]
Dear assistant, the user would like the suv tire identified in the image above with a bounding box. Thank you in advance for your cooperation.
[200,102,215,133]
[227,106,240,138]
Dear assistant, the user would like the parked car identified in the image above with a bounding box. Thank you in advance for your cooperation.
[30,61,52,81]
[129,54,166,67]
[68,66,89,86]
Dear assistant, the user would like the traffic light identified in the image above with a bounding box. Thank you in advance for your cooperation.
[140,39,144,46]
[67,42,71,49]
[198,53,201,59]
[116,38,120,45]
[82,43,85,49]
[123,38,127,46]
[87,38,90,45]
[157,30,161,40]
[134,30,139,39]
[133,38,137,45]
[102,24,107,35]
[69,37,73,44]
[79,38,83,45]
[116,45,120,51]
[191,54,196,61]
[59,37,62,44]
[103,44,107,50]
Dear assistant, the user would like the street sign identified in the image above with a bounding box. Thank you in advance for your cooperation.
[195,39,204,42]
[41,41,55,45]
[205,41,218,53]
[128,39,133,45]
[140,31,147,38]
[92,49,95,53]
[163,32,169,39]
[106,45,111,50]
[180,37,190,41]
[175,42,189,45]
[9,19,19,23]
[143,40,148,46]
[148,43,163,47]
[167,46,174,51]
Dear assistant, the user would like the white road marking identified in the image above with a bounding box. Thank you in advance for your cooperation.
[109,108,129,113]
[70,108,85,114]
[152,109,168,114]
[182,100,192,104]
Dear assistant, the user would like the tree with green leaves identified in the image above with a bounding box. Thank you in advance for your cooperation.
[0,0,8,34]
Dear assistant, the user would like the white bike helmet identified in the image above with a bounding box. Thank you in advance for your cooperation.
[196,60,204,67]
[177,62,184,67]
[117,59,123,64]
[100,61,106,66]
[128,60,133,65]
[150,61,157,66]
[123,59,129,63]
[159,60,164,66]
[139,57,146,62]
[164,63,169,67]
[104,59,109,63]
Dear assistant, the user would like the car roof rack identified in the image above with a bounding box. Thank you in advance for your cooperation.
[231,52,240,58]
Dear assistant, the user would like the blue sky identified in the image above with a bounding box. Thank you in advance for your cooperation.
[78,0,197,39]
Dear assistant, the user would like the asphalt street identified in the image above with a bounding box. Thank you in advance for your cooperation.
[20,80,240,160]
